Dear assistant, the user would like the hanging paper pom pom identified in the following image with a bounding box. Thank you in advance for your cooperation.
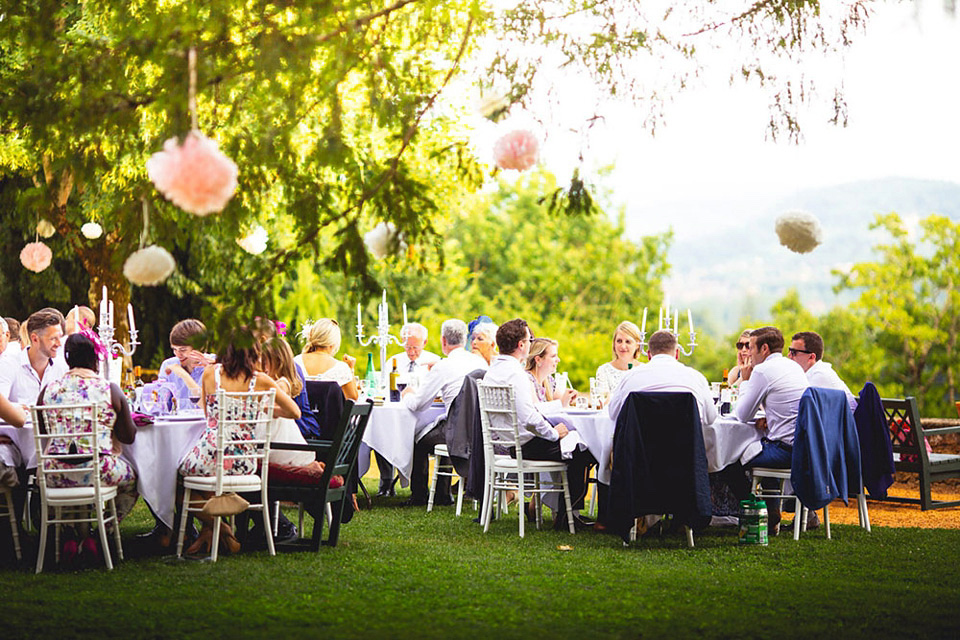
[81,222,103,239]
[20,241,53,273]
[123,245,176,286]
[146,131,238,216]
[363,221,406,259]
[237,225,268,255]
[775,210,823,254]
[36,219,56,238]
[493,129,539,171]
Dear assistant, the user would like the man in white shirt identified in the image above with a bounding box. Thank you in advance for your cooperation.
[607,330,717,428]
[0,309,68,406]
[484,318,596,528]
[400,319,488,506]
[386,322,441,374]
[718,326,809,533]
[787,331,857,412]
[2,316,22,361]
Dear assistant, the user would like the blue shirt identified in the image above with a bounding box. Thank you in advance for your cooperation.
[293,362,321,438]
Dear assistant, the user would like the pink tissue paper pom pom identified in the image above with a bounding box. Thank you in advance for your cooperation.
[20,241,53,273]
[493,129,539,171]
[146,131,238,216]
[775,210,823,254]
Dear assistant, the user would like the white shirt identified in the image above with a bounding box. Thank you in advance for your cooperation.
[3,342,22,361]
[806,360,857,412]
[402,347,488,441]
[607,354,718,427]
[386,350,441,375]
[0,346,69,405]
[483,355,559,445]
[294,354,354,387]
[735,353,809,445]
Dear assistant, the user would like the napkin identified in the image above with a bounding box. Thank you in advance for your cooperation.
[132,412,155,427]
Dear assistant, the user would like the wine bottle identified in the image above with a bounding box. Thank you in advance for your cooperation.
[389,360,400,402]
[364,353,377,395]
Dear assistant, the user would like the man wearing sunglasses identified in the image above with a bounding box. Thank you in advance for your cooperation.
[787,331,857,412]
[717,326,809,535]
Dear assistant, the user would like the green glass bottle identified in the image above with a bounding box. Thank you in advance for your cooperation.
[364,352,377,393]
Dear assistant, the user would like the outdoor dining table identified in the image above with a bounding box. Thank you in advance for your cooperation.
[357,400,446,483]
[122,412,207,529]
[0,422,35,469]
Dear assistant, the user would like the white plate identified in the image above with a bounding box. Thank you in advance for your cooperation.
[158,413,204,423]
[565,409,601,415]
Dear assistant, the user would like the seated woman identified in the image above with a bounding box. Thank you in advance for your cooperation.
[726,329,753,388]
[525,337,576,406]
[261,337,323,469]
[36,331,138,557]
[178,326,301,555]
[595,321,643,392]
[157,319,213,408]
[295,319,358,401]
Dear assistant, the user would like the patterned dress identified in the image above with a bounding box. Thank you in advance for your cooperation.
[43,372,139,520]
[178,366,261,477]
[595,362,631,392]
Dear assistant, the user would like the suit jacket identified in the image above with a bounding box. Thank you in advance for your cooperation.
[791,387,862,511]
[441,371,487,500]
[305,380,345,440]
[853,382,895,499]
[609,392,712,542]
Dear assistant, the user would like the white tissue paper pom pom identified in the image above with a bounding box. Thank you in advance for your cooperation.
[775,210,823,254]
[364,222,406,259]
[36,219,56,238]
[81,222,103,239]
[20,241,53,272]
[146,131,238,216]
[237,225,268,255]
[123,245,176,286]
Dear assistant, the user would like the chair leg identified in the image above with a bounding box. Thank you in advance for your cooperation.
[110,498,124,561]
[324,502,333,529]
[176,488,192,558]
[263,486,276,557]
[561,473,575,535]
[210,514,222,562]
[3,491,21,561]
[455,477,464,517]
[517,473,526,538]
[54,507,61,565]
[98,500,114,571]
[481,470,495,533]
[824,505,831,540]
[427,452,438,512]
[685,525,695,548]
[35,498,49,574]
[858,491,871,532]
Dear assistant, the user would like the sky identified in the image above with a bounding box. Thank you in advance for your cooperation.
[470,1,960,240]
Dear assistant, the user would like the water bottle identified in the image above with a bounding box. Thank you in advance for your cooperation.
[364,353,377,395]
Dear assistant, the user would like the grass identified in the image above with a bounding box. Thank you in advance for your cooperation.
[3,480,960,640]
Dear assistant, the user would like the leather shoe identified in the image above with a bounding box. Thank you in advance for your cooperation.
[401,497,427,507]
[553,513,594,532]
[782,510,820,531]
[432,495,454,507]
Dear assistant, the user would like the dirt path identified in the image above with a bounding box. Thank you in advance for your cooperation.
[824,483,960,529]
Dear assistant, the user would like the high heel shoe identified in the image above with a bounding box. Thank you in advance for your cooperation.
[62,539,79,565]
[186,526,214,555]
[218,523,241,555]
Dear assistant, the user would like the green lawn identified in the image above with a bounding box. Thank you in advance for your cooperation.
[3,482,959,640]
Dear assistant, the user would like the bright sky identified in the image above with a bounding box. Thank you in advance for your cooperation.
[470,1,960,240]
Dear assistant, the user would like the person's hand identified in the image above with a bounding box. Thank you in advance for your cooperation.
[165,363,190,381]
[755,417,768,431]
[343,354,356,370]
[555,423,570,439]
[401,386,413,398]
[739,360,754,382]
[560,389,577,408]
[737,350,748,367]
[426,361,436,371]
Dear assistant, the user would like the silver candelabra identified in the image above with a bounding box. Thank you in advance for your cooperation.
[356,290,404,391]
[96,286,139,382]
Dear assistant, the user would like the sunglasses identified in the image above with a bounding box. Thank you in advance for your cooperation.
[736,342,749,349]
[788,347,814,356]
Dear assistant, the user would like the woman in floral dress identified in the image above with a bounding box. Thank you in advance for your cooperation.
[37,332,139,553]
[178,326,300,554]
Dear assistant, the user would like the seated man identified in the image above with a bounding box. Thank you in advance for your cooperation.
[157,319,212,408]
[484,318,596,529]
[717,326,809,534]
[378,322,440,495]
[400,319,488,506]
[607,329,717,428]
[787,331,857,412]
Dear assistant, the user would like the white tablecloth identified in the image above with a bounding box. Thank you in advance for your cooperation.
[544,409,616,483]
[122,414,207,528]
[701,416,764,473]
[358,402,445,482]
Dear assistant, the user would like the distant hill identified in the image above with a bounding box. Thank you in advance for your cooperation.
[659,177,960,334]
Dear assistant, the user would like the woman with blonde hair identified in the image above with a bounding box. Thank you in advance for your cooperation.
[727,329,753,387]
[595,320,643,392]
[525,337,576,407]
[294,319,358,400]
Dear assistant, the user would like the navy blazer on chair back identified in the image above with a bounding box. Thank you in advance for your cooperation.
[792,387,862,511]
[609,391,712,542]
[853,382,895,499]
[305,380,346,440]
